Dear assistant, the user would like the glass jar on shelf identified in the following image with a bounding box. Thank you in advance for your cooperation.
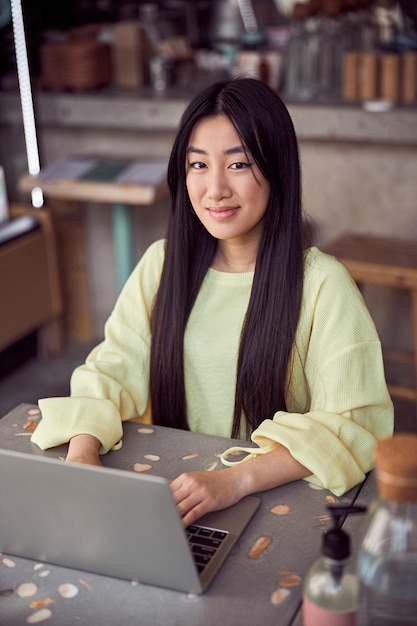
[283,3,320,102]
[316,0,345,102]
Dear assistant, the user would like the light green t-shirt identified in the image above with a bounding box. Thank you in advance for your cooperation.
[33,240,393,495]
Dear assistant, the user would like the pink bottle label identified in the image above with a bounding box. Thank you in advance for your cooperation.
[303,597,357,626]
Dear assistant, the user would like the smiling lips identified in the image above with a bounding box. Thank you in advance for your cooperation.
[207,206,239,219]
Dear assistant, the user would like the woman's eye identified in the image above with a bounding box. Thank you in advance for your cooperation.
[189,161,206,170]
[230,162,251,170]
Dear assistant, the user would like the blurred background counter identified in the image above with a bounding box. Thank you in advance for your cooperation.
[1,87,416,349]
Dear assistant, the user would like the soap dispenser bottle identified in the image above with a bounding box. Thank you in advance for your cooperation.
[303,504,366,626]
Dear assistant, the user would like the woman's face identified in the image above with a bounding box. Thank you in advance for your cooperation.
[185,115,270,258]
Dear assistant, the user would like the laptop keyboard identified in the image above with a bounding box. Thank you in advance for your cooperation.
[186,524,228,573]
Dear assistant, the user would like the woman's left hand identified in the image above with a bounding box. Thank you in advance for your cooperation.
[170,469,243,527]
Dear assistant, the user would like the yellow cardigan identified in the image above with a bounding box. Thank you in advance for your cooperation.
[32,240,393,495]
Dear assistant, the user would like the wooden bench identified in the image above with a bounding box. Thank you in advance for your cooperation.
[323,233,417,406]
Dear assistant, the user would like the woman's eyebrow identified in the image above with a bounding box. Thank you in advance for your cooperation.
[186,145,247,156]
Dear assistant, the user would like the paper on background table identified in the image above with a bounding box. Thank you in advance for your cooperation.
[38,157,97,181]
[37,157,168,186]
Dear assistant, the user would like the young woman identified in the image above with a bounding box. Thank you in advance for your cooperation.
[32,78,393,527]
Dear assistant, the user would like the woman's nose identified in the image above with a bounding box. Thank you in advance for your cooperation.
[206,168,231,201]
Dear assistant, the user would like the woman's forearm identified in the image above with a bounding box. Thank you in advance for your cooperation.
[231,445,311,499]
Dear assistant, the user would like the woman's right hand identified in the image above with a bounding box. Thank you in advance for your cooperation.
[66,434,102,466]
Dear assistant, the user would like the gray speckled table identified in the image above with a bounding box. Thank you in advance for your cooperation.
[0,404,375,626]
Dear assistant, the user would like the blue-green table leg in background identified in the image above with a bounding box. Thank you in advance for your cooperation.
[112,202,134,293]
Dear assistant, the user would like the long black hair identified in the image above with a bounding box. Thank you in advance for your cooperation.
[150,78,305,439]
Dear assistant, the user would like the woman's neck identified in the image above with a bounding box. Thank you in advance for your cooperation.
[211,242,257,273]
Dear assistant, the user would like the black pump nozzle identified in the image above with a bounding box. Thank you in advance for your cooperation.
[323,504,367,561]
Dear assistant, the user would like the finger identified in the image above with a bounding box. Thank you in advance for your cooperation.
[170,472,203,502]
[169,483,208,525]
[180,500,209,528]
[169,477,192,505]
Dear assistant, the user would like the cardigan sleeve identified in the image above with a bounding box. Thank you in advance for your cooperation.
[31,240,165,454]
[245,250,394,495]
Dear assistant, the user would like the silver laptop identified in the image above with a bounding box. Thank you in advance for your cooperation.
[0,448,260,594]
